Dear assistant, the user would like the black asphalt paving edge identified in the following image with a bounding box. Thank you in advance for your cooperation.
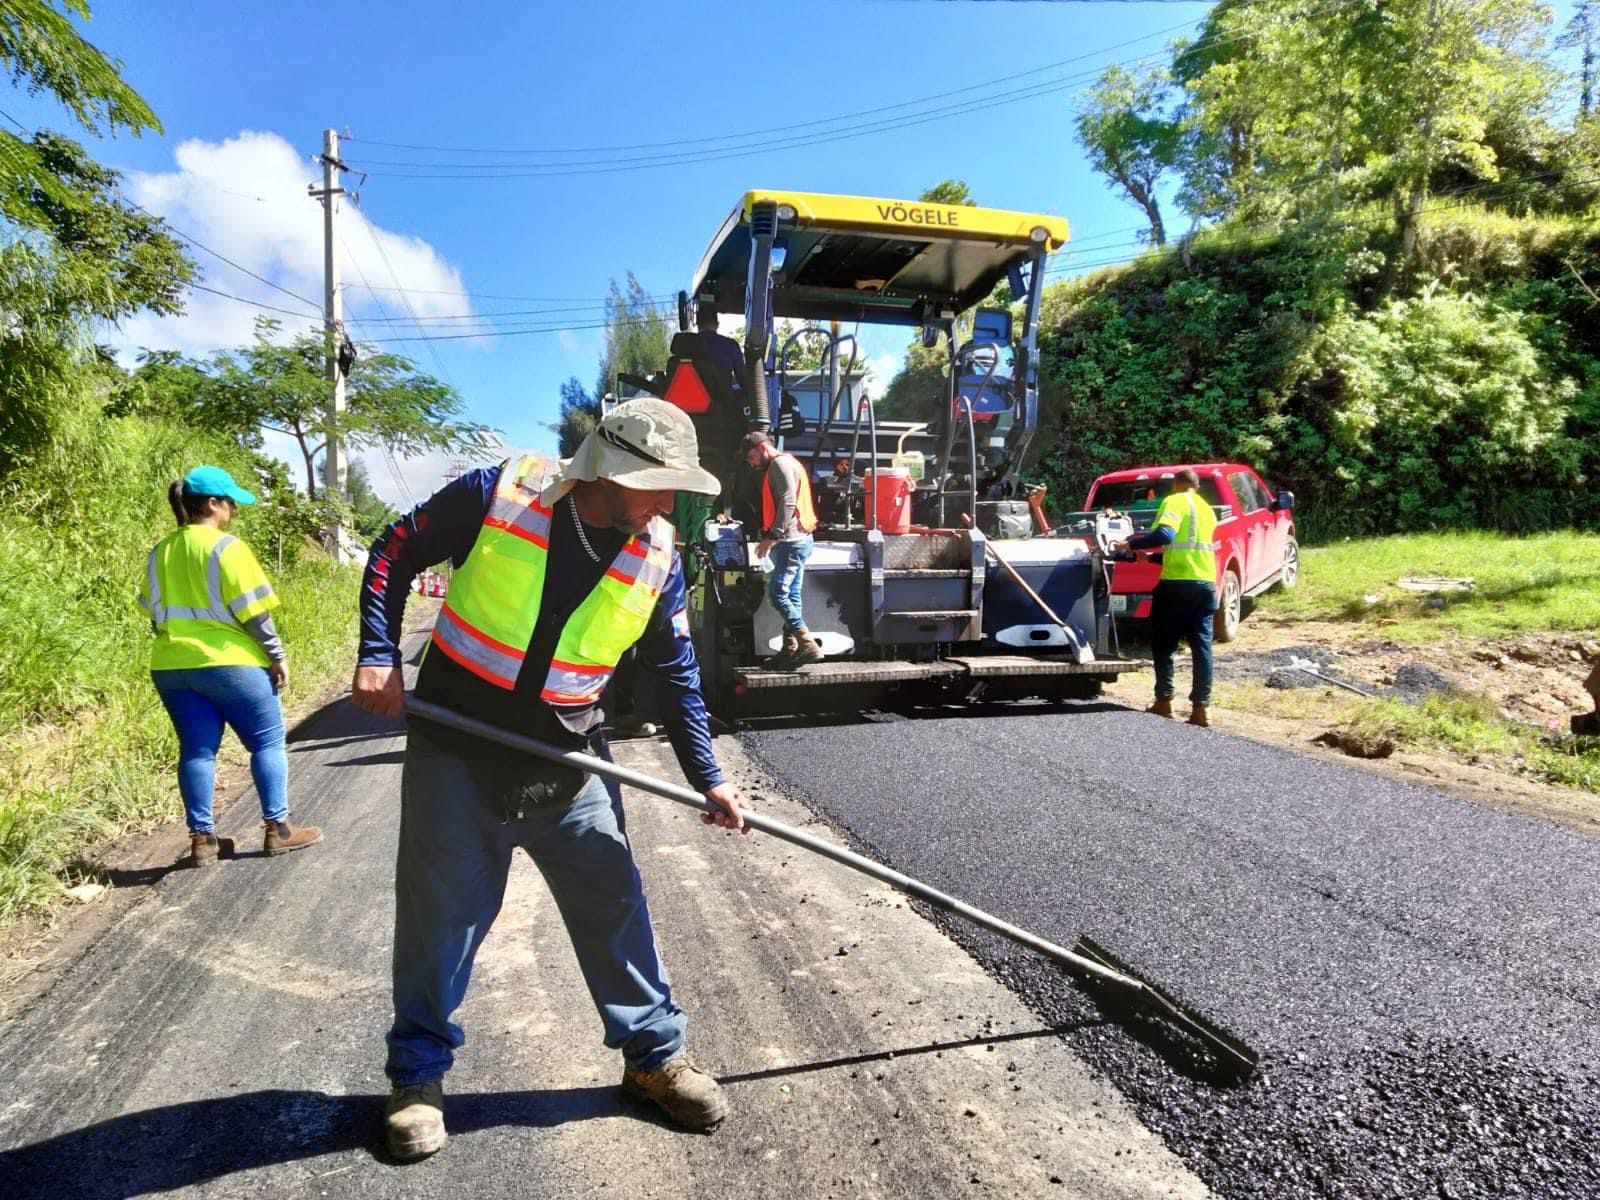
[734,722,1600,1200]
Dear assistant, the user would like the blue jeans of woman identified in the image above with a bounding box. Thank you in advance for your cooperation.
[385,721,686,1085]
[1150,579,1216,705]
[767,535,814,634]
[151,665,289,833]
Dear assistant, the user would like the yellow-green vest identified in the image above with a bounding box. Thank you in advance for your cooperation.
[1155,490,1218,583]
[430,454,674,705]
[140,526,279,670]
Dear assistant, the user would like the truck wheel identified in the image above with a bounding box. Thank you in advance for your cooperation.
[1216,566,1243,643]
[1278,537,1300,591]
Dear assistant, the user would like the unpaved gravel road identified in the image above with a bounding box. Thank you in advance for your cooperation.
[0,652,1205,1199]
[738,703,1600,1200]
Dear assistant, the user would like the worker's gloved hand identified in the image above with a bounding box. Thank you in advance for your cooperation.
[352,664,405,720]
[701,781,749,834]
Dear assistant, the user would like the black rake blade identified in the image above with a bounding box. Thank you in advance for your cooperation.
[1071,935,1260,1086]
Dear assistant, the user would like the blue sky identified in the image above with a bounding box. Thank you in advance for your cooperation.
[4,0,1587,503]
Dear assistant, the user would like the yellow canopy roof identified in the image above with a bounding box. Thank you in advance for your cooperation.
[691,189,1069,326]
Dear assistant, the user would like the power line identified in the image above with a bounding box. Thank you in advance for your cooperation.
[188,283,320,319]
[345,15,1203,159]
[123,198,324,313]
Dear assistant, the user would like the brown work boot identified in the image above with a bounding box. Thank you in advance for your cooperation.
[263,818,323,856]
[1188,704,1210,728]
[385,1080,446,1160]
[621,1057,728,1131]
[186,832,220,868]
[789,630,825,668]
[768,632,799,670]
[1146,697,1174,718]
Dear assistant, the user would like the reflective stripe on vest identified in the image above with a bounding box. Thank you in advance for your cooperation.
[761,452,818,534]
[429,454,675,700]
[143,534,238,626]
[1159,492,1218,583]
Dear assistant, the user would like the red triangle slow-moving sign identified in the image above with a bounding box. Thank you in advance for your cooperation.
[664,361,712,413]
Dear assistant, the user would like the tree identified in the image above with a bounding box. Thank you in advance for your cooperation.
[920,180,978,207]
[594,273,672,400]
[321,457,397,539]
[551,375,598,457]
[0,0,161,231]
[1076,64,1182,245]
[207,317,495,496]
[0,2,194,477]
[1560,0,1597,119]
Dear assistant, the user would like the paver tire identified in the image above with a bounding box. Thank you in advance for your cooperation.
[1216,565,1243,643]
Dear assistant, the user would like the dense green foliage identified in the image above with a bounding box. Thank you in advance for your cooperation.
[885,0,1600,541]
[0,390,360,920]
[0,3,373,920]
[1033,210,1600,538]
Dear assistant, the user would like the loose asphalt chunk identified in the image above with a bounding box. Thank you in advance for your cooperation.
[738,705,1600,1200]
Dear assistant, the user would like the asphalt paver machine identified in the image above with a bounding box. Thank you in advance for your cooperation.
[645,190,1142,714]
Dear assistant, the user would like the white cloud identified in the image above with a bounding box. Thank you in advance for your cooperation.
[110,130,479,358]
[864,352,902,390]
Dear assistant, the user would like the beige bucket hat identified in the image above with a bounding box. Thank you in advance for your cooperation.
[549,397,721,501]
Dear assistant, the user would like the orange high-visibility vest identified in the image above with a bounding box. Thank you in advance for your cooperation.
[760,452,818,535]
[429,454,674,705]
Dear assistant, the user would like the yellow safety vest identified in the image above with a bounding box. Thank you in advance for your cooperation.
[1154,490,1218,583]
[429,454,674,706]
[139,526,280,670]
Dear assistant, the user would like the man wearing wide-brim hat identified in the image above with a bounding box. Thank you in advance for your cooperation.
[352,398,746,1159]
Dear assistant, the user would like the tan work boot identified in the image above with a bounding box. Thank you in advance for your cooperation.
[187,832,220,868]
[769,632,799,670]
[1188,704,1210,728]
[385,1080,446,1160]
[789,630,825,668]
[621,1057,728,1131]
[1146,697,1174,718]
[263,819,323,856]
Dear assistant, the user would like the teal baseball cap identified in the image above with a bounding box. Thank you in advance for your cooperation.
[182,465,256,506]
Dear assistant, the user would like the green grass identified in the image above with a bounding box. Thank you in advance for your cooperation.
[0,557,360,923]
[1341,692,1600,794]
[1256,531,1600,642]
[0,397,365,924]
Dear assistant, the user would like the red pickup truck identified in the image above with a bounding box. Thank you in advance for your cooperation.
[1080,463,1299,641]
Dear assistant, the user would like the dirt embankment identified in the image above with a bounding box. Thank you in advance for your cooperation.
[1107,613,1600,837]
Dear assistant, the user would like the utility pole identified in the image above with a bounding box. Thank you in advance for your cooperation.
[309,128,349,555]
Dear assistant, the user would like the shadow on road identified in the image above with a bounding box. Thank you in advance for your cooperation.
[0,1084,638,1198]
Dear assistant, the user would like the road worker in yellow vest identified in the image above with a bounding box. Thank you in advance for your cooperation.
[141,466,323,867]
[351,399,747,1160]
[1113,467,1219,727]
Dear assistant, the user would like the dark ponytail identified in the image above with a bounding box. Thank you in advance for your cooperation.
[168,480,211,526]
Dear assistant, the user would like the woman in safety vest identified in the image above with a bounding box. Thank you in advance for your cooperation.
[140,466,323,867]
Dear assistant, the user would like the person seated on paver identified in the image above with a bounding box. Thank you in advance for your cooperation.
[352,399,749,1160]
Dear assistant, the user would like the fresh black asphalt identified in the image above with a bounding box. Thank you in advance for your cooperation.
[738,703,1600,1200]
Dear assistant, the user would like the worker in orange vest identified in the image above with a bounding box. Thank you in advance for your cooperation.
[741,430,822,668]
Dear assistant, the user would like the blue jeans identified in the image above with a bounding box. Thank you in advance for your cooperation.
[1150,580,1216,705]
[385,723,686,1085]
[767,535,814,634]
[151,666,289,833]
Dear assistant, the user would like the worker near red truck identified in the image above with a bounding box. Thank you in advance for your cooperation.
[352,399,749,1160]
[1112,468,1219,727]
[741,430,823,668]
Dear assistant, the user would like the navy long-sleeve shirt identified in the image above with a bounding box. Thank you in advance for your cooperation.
[1126,523,1176,551]
[359,465,724,794]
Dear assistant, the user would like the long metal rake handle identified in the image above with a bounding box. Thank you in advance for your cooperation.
[404,697,1259,1081]
[407,697,1128,987]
